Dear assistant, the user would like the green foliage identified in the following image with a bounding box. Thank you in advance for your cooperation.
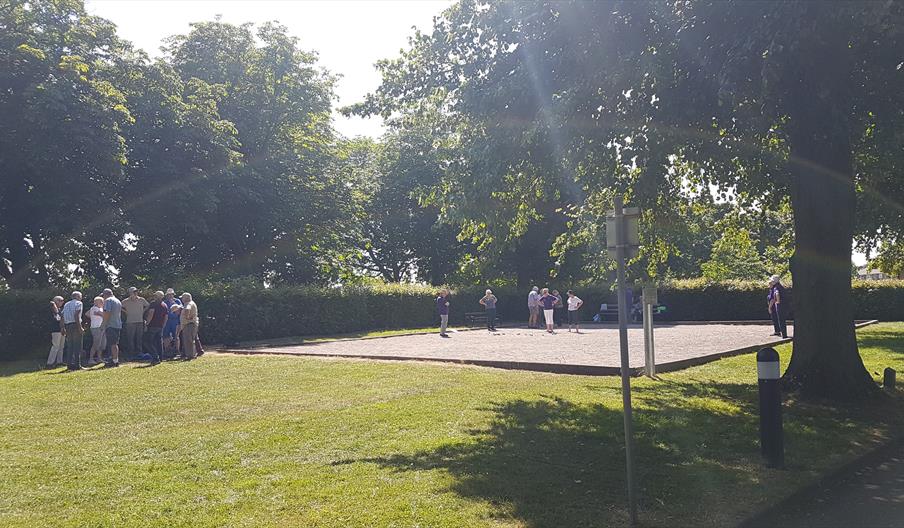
[701,227,767,282]
[0,0,132,287]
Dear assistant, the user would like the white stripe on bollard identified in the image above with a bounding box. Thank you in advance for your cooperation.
[757,361,781,380]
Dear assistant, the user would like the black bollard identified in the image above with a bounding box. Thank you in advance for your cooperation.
[884,368,896,391]
[757,347,784,469]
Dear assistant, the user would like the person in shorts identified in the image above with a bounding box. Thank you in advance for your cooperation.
[539,288,557,334]
[566,290,584,333]
[101,288,123,368]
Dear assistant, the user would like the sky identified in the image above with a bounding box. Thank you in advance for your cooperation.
[84,0,451,139]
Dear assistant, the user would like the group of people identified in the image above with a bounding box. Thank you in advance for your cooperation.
[434,286,585,337]
[527,286,584,333]
[47,287,202,371]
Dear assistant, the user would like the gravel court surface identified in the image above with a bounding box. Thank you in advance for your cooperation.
[223,323,792,370]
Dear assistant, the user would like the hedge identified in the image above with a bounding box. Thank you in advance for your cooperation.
[2,279,902,362]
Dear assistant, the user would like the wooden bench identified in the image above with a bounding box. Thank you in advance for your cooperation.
[465,311,502,327]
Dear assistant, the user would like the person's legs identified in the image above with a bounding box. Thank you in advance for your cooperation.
[439,314,449,336]
[486,308,496,331]
[105,327,121,366]
[182,324,198,358]
[65,324,82,370]
[147,328,162,363]
[771,309,781,335]
[544,310,554,332]
[47,332,64,366]
[123,323,135,357]
[136,322,145,356]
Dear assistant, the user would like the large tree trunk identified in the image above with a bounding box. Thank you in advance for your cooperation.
[782,104,877,400]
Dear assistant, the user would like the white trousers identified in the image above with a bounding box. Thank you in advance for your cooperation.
[47,332,65,365]
[544,309,555,326]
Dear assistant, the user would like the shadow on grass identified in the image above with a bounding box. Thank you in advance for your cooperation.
[0,358,51,377]
[337,377,853,528]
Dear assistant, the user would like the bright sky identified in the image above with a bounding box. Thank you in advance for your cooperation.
[84,0,451,138]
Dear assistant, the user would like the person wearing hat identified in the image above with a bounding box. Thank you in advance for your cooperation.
[101,288,123,368]
[162,288,182,359]
[767,275,788,339]
[121,287,149,359]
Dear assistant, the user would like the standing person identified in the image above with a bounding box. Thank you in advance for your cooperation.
[46,296,66,368]
[552,289,565,328]
[479,289,498,332]
[768,275,788,339]
[143,291,168,365]
[61,291,84,371]
[162,288,182,359]
[527,286,540,328]
[539,288,557,334]
[566,290,584,333]
[178,292,200,360]
[122,287,149,359]
[436,288,451,338]
[101,288,123,368]
[86,297,106,365]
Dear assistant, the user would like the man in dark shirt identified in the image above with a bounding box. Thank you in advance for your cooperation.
[436,288,451,338]
[143,291,169,365]
[768,275,788,339]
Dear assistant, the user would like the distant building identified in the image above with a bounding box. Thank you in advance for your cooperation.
[857,267,891,280]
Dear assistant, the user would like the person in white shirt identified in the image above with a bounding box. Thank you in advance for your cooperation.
[527,286,540,329]
[566,290,584,333]
[61,291,84,371]
[86,296,106,365]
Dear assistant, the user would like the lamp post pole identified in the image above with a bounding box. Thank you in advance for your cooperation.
[613,195,638,525]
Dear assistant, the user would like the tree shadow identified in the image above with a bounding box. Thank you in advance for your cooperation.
[335,376,899,527]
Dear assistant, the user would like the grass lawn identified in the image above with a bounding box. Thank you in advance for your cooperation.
[2,323,904,527]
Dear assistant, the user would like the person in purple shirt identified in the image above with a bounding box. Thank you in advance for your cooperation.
[539,288,558,334]
[437,288,451,338]
[767,274,788,338]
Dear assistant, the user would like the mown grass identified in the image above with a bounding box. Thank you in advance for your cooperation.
[2,323,903,527]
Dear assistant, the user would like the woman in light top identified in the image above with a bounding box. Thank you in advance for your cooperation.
[479,289,498,332]
[566,290,584,333]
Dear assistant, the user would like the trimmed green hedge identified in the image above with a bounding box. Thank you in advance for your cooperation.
[3,279,902,361]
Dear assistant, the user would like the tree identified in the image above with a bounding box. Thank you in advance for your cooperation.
[701,226,767,282]
[164,20,354,283]
[0,0,132,287]
[338,122,466,284]
[358,0,904,399]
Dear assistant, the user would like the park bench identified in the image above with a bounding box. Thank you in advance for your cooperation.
[464,311,502,328]
[594,303,667,323]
